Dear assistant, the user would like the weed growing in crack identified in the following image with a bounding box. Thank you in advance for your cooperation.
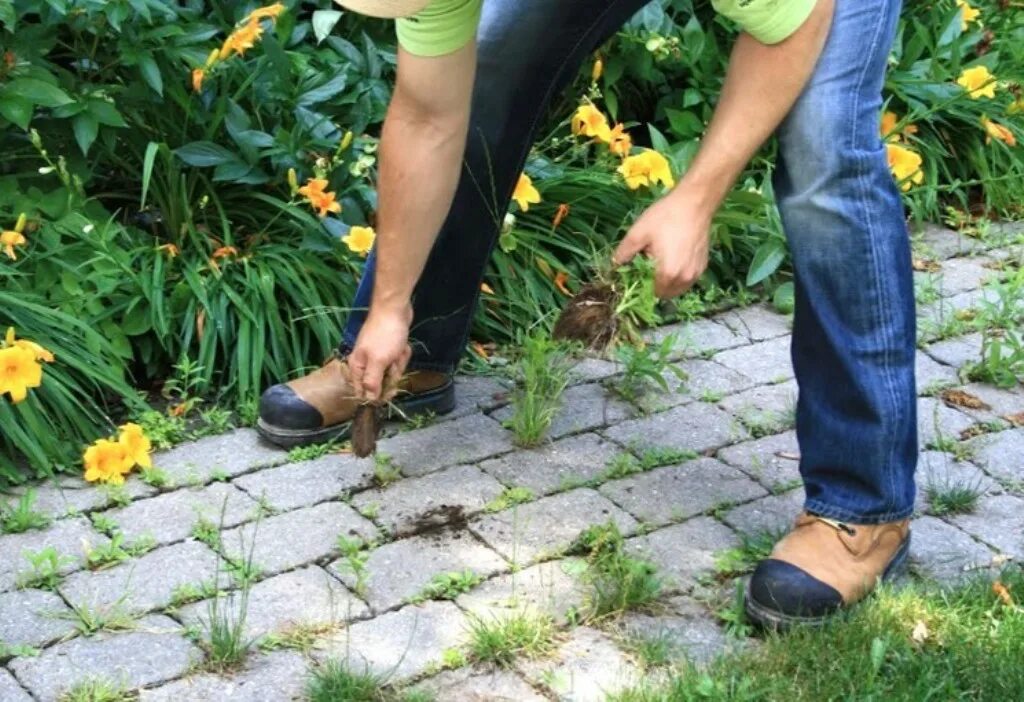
[373,453,402,487]
[570,521,661,619]
[713,529,784,579]
[336,536,372,598]
[61,596,136,636]
[0,489,50,534]
[618,629,677,670]
[306,660,389,702]
[505,332,572,448]
[407,570,482,604]
[139,466,171,489]
[485,486,534,513]
[288,441,339,462]
[925,474,984,516]
[466,611,558,667]
[83,534,155,570]
[611,333,687,406]
[18,546,75,589]
[168,580,219,609]
[192,517,222,550]
[715,579,754,639]
[259,622,338,654]
[58,677,135,702]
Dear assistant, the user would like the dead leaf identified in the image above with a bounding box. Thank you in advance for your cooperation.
[480,282,495,295]
[1003,412,1024,427]
[168,403,187,417]
[775,451,801,461]
[993,581,1014,606]
[992,554,1015,568]
[911,620,929,644]
[941,389,990,410]
[471,341,491,359]
[912,258,941,273]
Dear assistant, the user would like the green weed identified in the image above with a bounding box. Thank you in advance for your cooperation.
[408,570,482,604]
[18,546,75,590]
[612,333,687,405]
[373,454,402,487]
[0,489,50,534]
[58,678,135,702]
[466,612,557,666]
[485,486,534,513]
[570,521,662,619]
[505,332,572,448]
[924,475,984,516]
[288,441,339,462]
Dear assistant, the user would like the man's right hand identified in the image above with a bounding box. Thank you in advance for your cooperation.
[348,304,414,403]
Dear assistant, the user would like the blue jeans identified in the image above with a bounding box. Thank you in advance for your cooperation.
[344,0,918,524]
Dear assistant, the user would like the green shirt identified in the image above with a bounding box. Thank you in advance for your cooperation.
[397,0,817,57]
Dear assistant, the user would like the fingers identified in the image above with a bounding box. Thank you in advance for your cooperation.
[348,351,367,399]
[612,228,646,267]
[654,265,701,299]
[360,356,387,402]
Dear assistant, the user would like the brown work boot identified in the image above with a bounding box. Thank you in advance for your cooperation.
[257,352,454,448]
[745,512,910,629]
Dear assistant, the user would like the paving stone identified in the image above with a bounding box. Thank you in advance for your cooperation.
[6,477,156,521]
[716,304,792,342]
[633,359,757,414]
[916,451,999,514]
[330,528,507,613]
[233,454,375,512]
[0,588,76,649]
[716,431,802,493]
[718,380,798,435]
[646,318,748,360]
[352,465,504,537]
[377,414,515,477]
[915,352,960,392]
[139,651,308,702]
[620,597,733,666]
[712,336,793,384]
[924,332,983,369]
[456,558,587,625]
[448,375,514,417]
[0,517,104,592]
[625,517,738,592]
[603,403,749,455]
[952,383,1024,423]
[934,256,998,295]
[0,670,32,702]
[221,501,376,576]
[101,482,258,548]
[518,626,640,702]
[153,429,286,484]
[312,601,468,683]
[951,495,1024,558]
[599,458,766,527]
[412,666,546,702]
[493,383,637,441]
[917,397,976,448]
[721,490,804,537]
[470,489,639,565]
[178,565,367,642]
[569,357,621,385]
[909,516,994,582]
[59,540,216,616]
[8,614,200,702]
[969,428,1024,483]
[912,223,983,260]
[480,433,622,496]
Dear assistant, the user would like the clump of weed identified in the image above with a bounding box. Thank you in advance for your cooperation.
[611,333,687,405]
[58,677,135,702]
[19,546,75,590]
[713,529,783,579]
[924,474,984,516]
[570,521,662,619]
[0,489,50,534]
[408,570,482,604]
[373,453,402,487]
[466,612,557,667]
[485,486,534,513]
[505,332,572,448]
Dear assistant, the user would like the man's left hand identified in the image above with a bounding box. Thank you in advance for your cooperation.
[613,186,712,299]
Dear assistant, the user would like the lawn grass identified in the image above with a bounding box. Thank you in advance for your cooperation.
[609,568,1024,701]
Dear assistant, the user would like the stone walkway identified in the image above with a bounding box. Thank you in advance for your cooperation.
[1,224,1022,701]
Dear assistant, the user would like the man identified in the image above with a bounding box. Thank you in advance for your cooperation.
[259,0,916,629]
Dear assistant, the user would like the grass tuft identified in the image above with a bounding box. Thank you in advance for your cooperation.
[466,612,558,666]
[505,332,572,448]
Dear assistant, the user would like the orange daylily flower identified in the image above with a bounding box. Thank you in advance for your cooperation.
[2,213,28,260]
[993,581,1013,606]
[554,271,571,296]
[512,173,541,212]
[212,246,238,259]
[219,19,264,60]
[880,111,918,142]
[168,403,188,417]
[244,2,286,23]
[572,103,612,143]
[0,329,48,404]
[6,327,54,364]
[299,178,342,218]
[981,116,1016,146]
[83,439,134,485]
[552,203,571,228]
[608,123,633,157]
[192,68,205,93]
[118,423,153,470]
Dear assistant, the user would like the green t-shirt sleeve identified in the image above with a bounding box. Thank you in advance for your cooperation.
[712,0,817,44]
[396,0,483,57]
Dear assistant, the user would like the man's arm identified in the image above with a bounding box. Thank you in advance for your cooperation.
[614,0,835,298]
[349,43,476,400]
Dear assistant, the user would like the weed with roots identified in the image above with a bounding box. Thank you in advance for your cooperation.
[505,332,572,448]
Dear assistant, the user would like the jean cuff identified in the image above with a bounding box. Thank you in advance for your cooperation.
[804,498,914,526]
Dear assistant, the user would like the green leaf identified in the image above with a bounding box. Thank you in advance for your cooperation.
[88,99,127,127]
[772,281,795,315]
[5,78,73,108]
[138,55,163,96]
[174,141,237,167]
[0,95,33,129]
[141,142,160,209]
[746,238,787,287]
[665,108,703,139]
[312,10,342,44]
[72,113,98,155]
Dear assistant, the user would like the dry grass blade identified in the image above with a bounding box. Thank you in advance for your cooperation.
[940,388,990,410]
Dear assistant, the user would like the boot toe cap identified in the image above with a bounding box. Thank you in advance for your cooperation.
[749,558,843,620]
[259,384,323,430]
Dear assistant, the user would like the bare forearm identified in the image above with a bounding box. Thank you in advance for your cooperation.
[678,0,834,210]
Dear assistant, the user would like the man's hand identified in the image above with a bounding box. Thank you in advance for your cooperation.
[613,186,712,299]
[348,304,414,402]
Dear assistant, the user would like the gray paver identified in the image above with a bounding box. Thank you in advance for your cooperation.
[518,626,640,702]
[712,336,793,384]
[569,357,621,385]
[954,383,1024,422]
[646,318,748,359]
[178,565,367,642]
[139,651,308,702]
[924,333,983,368]
[935,256,997,295]
[951,495,1024,558]
[721,490,804,537]
[0,670,31,702]
[233,454,375,512]
[470,488,639,565]
[603,402,749,455]
[456,557,587,625]
[377,414,515,477]
[352,465,504,537]
[0,588,76,649]
[912,223,984,260]
[6,477,155,521]
[909,516,995,582]
[153,428,286,484]
[716,304,792,342]
[716,431,801,493]
[8,614,199,702]
[969,428,1024,483]
[330,529,507,612]
[312,601,468,683]
[599,458,767,527]
[917,397,976,447]
[718,380,798,434]
[915,352,960,392]
[412,667,546,702]
[620,597,732,666]
[0,517,104,592]
[633,359,756,414]
[479,433,622,496]
[59,540,217,615]
[493,383,636,441]
[221,501,376,576]
[446,374,515,417]
[100,482,257,548]
[625,517,738,592]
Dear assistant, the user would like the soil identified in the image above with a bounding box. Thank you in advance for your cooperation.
[351,404,381,458]
[552,281,620,351]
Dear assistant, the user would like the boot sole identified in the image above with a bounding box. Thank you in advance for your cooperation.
[744,531,911,631]
[256,380,457,449]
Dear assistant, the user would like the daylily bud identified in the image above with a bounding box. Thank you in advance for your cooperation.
[205,48,220,69]
[29,129,42,149]
[14,213,26,232]
[340,130,353,151]
[287,168,299,195]
[591,57,603,83]
[38,166,55,174]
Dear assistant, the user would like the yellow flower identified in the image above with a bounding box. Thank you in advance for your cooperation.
[5,327,54,364]
[298,178,342,218]
[2,213,27,260]
[157,243,180,258]
[1010,98,1024,115]
[0,346,42,404]
[512,173,541,211]
[981,116,1016,147]
[608,123,633,157]
[244,2,286,23]
[880,111,918,142]
[343,226,376,256]
[957,0,980,31]
[118,423,153,469]
[591,57,603,83]
[886,143,924,192]
[219,19,264,60]
[191,68,205,93]
[618,149,675,190]
[957,65,996,99]
[571,103,612,143]
[83,439,134,485]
